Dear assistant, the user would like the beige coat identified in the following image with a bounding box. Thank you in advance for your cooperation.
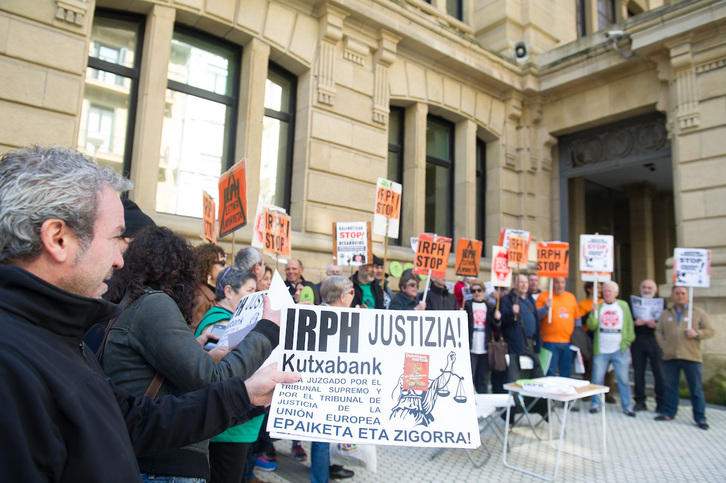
[656,305,714,363]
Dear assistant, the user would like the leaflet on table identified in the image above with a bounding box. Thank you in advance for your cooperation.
[630,296,664,321]
[218,271,292,348]
[268,306,480,449]
[516,376,590,396]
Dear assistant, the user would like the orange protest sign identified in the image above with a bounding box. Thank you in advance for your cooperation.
[375,185,401,220]
[263,210,291,257]
[455,238,482,277]
[537,242,570,278]
[202,191,216,244]
[507,233,529,269]
[414,233,452,278]
[218,160,248,238]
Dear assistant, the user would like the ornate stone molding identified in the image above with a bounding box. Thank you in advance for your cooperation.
[562,116,669,170]
[695,57,726,75]
[55,0,87,28]
[314,4,348,106]
[670,42,699,131]
[343,37,368,66]
[504,95,522,168]
[372,30,401,125]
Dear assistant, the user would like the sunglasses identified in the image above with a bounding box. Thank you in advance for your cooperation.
[471,288,483,293]
[212,260,226,266]
[406,282,419,288]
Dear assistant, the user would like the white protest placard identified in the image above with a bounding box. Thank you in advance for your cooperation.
[268,306,480,449]
[333,221,372,266]
[630,296,665,322]
[673,248,711,288]
[219,271,292,347]
[580,234,614,272]
[373,178,402,239]
[490,246,512,288]
[581,272,612,282]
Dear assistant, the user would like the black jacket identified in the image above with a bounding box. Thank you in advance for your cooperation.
[499,290,544,355]
[424,283,458,311]
[0,266,256,483]
[389,291,419,310]
[351,271,384,309]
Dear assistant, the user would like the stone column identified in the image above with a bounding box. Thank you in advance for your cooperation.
[624,181,656,289]
[454,119,477,241]
[129,5,175,211]
[236,38,271,220]
[402,103,428,242]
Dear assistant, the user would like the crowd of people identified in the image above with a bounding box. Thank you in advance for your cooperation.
[0,145,716,483]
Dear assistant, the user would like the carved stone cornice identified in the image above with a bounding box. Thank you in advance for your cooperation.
[372,29,401,125]
[55,0,87,28]
[314,4,349,106]
[669,41,699,131]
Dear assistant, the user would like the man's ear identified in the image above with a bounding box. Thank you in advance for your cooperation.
[39,218,72,263]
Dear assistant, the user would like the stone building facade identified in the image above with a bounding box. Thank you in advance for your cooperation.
[0,0,723,379]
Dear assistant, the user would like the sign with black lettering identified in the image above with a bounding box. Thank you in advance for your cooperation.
[413,233,452,278]
[333,221,372,266]
[268,306,480,450]
[580,234,614,272]
[264,209,291,257]
[537,242,569,278]
[218,159,247,238]
[673,248,710,287]
[455,238,482,277]
[507,233,529,269]
[372,178,402,239]
[202,191,216,244]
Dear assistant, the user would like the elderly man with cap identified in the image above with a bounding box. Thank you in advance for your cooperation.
[351,257,385,309]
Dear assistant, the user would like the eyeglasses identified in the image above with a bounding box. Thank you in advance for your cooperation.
[405,282,419,288]
[213,261,226,266]
[471,288,483,293]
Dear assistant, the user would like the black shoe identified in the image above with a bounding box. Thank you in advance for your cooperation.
[589,406,601,414]
[696,421,709,430]
[330,465,355,479]
[655,414,672,421]
[605,395,617,404]
[570,405,580,412]
[633,402,647,412]
[624,409,636,417]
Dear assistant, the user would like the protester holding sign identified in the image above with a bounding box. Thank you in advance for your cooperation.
[195,267,262,483]
[631,279,666,413]
[586,281,636,416]
[499,274,546,389]
[464,280,500,393]
[101,227,280,481]
[536,278,580,377]
[655,286,715,429]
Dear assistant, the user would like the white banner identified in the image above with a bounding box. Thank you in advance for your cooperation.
[268,306,480,449]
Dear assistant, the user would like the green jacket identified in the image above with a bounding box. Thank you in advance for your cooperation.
[586,299,635,355]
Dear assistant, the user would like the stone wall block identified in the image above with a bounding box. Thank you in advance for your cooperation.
[7,17,86,74]
[289,13,319,65]
[204,0,235,23]
[263,2,296,51]
[236,0,266,34]
[44,70,82,114]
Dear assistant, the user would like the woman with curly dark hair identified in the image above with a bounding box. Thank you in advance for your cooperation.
[100,226,280,482]
[191,243,227,332]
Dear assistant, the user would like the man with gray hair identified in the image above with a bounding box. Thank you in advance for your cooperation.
[586,281,636,416]
[0,145,298,482]
[234,246,266,279]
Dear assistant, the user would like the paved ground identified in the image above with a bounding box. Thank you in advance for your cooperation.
[253,399,726,482]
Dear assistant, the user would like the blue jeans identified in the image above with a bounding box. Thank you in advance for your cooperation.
[310,442,329,483]
[542,342,573,377]
[663,359,706,423]
[141,476,205,483]
[591,349,632,411]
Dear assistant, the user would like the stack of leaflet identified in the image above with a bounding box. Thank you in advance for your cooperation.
[516,377,590,396]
